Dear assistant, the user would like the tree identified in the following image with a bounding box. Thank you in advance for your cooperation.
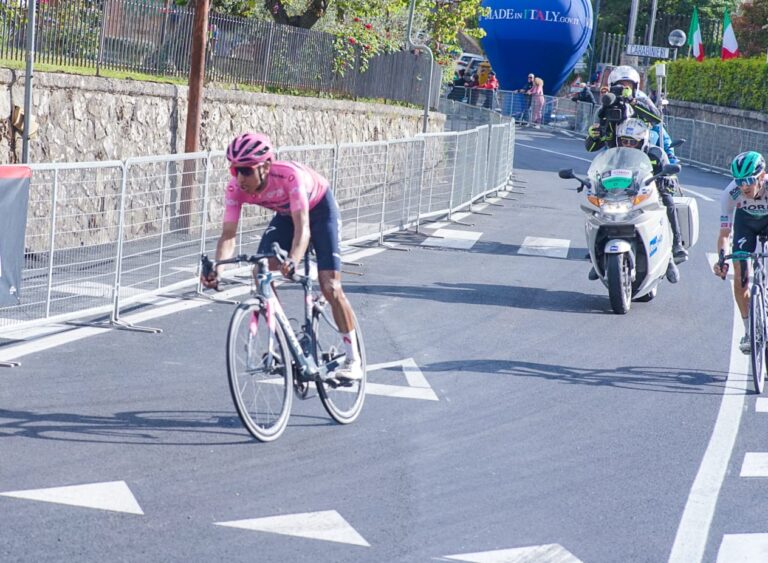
[732,0,768,57]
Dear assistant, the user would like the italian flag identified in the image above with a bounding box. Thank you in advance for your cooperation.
[722,9,739,60]
[688,7,705,61]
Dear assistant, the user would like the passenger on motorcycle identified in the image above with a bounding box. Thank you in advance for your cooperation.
[585,65,662,152]
[713,151,768,354]
[615,118,688,264]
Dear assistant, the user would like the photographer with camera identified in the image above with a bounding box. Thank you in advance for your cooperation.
[585,65,662,152]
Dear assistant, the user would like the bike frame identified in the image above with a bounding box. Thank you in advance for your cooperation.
[250,254,328,383]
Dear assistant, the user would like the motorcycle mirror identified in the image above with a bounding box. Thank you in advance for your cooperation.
[669,138,686,149]
[558,168,575,180]
[662,163,681,175]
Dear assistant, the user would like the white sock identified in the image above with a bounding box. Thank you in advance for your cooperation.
[342,330,360,364]
[743,316,749,333]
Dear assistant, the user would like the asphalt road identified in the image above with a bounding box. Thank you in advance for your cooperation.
[1,128,763,563]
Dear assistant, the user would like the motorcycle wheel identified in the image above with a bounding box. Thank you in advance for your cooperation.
[606,253,632,314]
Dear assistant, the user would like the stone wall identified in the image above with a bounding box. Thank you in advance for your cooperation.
[667,99,768,133]
[0,68,445,164]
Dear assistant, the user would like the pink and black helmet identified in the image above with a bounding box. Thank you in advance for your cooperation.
[226,132,274,167]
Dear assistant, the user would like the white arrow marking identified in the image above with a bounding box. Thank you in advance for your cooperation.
[717,533,768,562]
[0,481,143,515]
[264,358,438,401]
[215,510,370,546]
[444,543,583,562]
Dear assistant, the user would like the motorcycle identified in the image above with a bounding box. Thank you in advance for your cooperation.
[559,147,684,314]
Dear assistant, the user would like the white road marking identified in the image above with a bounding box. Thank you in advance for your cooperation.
[518,236,571,259]
[444,544,583,562]
[668,302,749,563]
[263,358,439,401]
[682,188,716,202]
[717,533,768,562]
[215,510,370,547]
[0,324,70,342]
[740,453,768,477]
[0,481,143,515]
[756,398,768,412]
[516,143,592,163]
[422,228,482,250]
[53,281,144,298]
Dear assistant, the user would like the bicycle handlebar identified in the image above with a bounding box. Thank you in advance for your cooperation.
[200,243,307,290]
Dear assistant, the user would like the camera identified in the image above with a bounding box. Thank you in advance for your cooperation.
[599,92,627,123]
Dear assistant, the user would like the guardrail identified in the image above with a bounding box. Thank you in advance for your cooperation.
[0,119,515,336]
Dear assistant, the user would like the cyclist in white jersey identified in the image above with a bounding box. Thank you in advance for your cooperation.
[714,151,768,353]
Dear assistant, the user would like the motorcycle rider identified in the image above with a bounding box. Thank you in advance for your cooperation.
[616,118,689,264]
[585,65,662,152]
[713,151,768,354]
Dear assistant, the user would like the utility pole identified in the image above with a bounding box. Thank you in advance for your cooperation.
[22,0,37,164]
[180,0,209,229]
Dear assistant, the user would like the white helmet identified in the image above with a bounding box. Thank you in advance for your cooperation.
[616,118,650,151]
[608,65,641,89]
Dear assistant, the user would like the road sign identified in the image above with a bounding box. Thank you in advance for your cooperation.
[626,44,670,59]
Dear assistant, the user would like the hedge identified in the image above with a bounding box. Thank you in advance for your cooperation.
[649,57,768,113]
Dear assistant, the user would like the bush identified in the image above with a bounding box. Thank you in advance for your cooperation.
[649,57,768,112]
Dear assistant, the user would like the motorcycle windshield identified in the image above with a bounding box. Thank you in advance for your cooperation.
[587,148,653,198]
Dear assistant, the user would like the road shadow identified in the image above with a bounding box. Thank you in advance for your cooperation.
[421,359,733,395]
[345,282,609,314]
[0,408,332,445]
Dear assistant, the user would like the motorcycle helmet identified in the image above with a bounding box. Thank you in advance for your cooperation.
[616,118,650,151]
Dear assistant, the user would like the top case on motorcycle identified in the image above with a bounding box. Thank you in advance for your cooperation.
[672,196,699,249]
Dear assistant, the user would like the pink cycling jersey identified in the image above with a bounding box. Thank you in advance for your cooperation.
[223,161,329,222]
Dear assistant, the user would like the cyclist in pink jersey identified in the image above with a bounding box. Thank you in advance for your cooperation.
[202,132,362,381]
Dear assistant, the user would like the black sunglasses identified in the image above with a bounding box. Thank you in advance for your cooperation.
[232,166,256,177]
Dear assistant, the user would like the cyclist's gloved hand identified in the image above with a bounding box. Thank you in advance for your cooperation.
[200,255,219,290]
[200,270,219,290]
[280,257,297,279]
[714,252,729,280]
[588,124,601,139]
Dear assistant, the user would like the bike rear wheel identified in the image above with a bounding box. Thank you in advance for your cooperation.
[750,284,767,394]
[313,305,366,424]
[227,299,293,441]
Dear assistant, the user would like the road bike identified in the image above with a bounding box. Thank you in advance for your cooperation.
[719,236,768,393]
[201,243,366,441]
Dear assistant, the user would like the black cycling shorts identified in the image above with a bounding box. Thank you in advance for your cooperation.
[257,190,342,271]
[732,208,768,254]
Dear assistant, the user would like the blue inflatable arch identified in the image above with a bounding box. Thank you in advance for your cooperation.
[479,0,594,95]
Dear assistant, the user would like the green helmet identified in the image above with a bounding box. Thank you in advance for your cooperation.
[731,151,766,179]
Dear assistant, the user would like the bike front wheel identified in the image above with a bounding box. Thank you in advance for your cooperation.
[750,284,767,394]
[227,299,293,441]
[313,305,366,424]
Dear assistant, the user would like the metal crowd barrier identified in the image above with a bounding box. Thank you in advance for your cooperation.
[665,116,768,173]
[0,120,515,336]
[443,86,598,135]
